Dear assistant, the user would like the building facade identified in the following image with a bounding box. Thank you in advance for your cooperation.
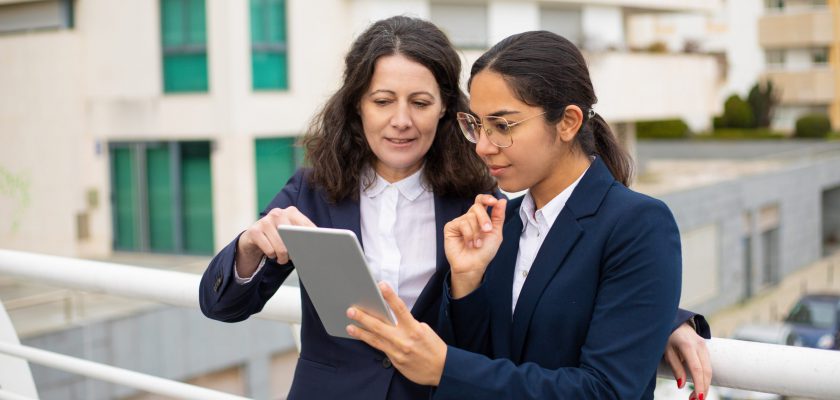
[759,0,840,130]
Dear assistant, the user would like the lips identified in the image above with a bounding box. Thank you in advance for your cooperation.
[385,138,416,145]
[487,164,510,177]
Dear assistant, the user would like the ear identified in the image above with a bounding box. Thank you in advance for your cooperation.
[555,105,584,143]
[439,106,446,119]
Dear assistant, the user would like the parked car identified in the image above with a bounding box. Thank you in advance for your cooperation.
[784,293,840,350]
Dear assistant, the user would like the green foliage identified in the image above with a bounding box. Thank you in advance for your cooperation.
[794,114,832,138]
[704,129,786,140]
[722,95,755,128]
[636,119,691,139]
[747,81,780,128]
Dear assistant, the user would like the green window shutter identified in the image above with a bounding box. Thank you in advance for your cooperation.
[112,147,139,251]
[255,137,298,213]
[146,145,175,252]
[250,0,288,90]
[180,142,215,254]
[161,0,208,93]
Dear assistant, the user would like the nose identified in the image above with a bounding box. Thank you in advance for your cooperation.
[474,127,499,156]
[390,101,412,130]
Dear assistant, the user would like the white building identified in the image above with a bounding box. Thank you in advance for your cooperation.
[1,0,720,260]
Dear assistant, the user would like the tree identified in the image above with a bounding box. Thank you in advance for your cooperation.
[747,81,781,128]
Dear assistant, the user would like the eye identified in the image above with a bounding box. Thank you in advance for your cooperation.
[493,120,509,133]
[373,99,392,106]
[413,101,430,108]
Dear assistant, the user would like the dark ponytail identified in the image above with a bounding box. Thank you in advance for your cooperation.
[469,31,633,186]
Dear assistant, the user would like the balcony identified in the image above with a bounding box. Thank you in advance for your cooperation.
[759,9,834,48]
[764,67,835,105]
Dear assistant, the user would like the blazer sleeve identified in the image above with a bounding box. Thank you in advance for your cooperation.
[674,309,712,339]
[437,273,492,354]
[198,169,305,322]
[434,199,682,400]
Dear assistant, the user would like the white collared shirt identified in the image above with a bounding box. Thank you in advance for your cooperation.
[236,168,437,312]
[512,168,588,314]
[359,168,436,312]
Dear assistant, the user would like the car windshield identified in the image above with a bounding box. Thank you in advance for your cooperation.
[786,300,837,329]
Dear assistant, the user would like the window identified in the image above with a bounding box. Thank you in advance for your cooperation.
[812,47,829,66]
[430,4,488,49]
[540,7,582,47]
[766,49,785,69]
[0,0,73,34]
[255,137,301,213]
[160,0,208,93]
[110,141,215,254]
[758,204,781,286]
[764,0,785,10]
[250,0,289,90]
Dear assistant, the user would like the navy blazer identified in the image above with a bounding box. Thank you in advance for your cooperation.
[199,169,475,400]
[435,158,683,400]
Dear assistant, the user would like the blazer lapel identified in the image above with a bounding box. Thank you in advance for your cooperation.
[509,210,582,362]
[411,195,467,317]
[507,157,615,362]
[488,210,523,359]
[326,196,362,247]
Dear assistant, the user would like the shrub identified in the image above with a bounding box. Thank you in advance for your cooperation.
[794,114,831,138]
[636,119,691,139]
[722,95,755,128]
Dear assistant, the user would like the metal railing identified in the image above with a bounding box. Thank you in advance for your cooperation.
[2,249,840,399]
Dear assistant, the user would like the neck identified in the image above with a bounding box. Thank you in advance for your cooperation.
[374,161,422,184]
[530,152,591,210]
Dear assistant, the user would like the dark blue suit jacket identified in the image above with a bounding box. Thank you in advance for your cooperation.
[435,158,685,400]
[199,168,475,400]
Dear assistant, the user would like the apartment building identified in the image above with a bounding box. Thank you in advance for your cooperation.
[0,0,721,263]
[759,0,840,130]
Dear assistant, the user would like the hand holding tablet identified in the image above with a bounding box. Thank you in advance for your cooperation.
[277,225,395,339]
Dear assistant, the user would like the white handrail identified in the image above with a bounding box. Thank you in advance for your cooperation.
[0,249,301,323]
[4,250,840,399]
[658,337,840,400]
[0,341,249,400]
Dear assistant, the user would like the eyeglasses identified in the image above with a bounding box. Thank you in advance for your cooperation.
[456,111,547,148]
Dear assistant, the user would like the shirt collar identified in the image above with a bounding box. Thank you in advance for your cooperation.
[362,166,428,201]
[518,164,589,230]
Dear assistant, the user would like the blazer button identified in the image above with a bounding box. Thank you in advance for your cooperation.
[214,275,222,292]
[382,357,392,369]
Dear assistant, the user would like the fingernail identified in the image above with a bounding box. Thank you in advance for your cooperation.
[698,393,704,400]
[483,223,492,231]
[347,308,356,318]
[688,394,695,400]
[346,325,355,335]
[677,378,683,389]
[475,238,483,247]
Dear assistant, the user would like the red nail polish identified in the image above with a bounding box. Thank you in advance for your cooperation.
[698,393,704,400]
[677,378,683,388]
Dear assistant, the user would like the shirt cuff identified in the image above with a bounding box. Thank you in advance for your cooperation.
[234,256,268,284]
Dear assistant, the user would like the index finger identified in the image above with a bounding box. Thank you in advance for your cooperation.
[378,281,416,327]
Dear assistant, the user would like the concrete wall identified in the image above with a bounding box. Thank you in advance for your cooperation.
[662,155,840,315]
[22,305,297,400]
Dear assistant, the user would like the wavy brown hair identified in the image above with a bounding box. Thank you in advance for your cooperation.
[468,31,634,186]
[302,16,495,203]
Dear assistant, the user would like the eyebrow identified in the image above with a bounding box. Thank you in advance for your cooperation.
[468,109,522,118]
[368,89,437,98]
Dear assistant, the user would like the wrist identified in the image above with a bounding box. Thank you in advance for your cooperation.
[450,271,483,299]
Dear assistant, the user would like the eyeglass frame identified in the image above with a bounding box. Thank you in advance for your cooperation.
[456,111,547,148]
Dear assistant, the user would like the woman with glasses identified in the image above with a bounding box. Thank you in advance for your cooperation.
[346,30,708,400]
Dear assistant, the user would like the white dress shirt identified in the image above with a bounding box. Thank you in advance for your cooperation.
[236,167,437,313]
[359,168,436,312]
[512,167,588,314]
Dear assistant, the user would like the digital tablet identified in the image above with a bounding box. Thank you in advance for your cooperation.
[277,225,395,339]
